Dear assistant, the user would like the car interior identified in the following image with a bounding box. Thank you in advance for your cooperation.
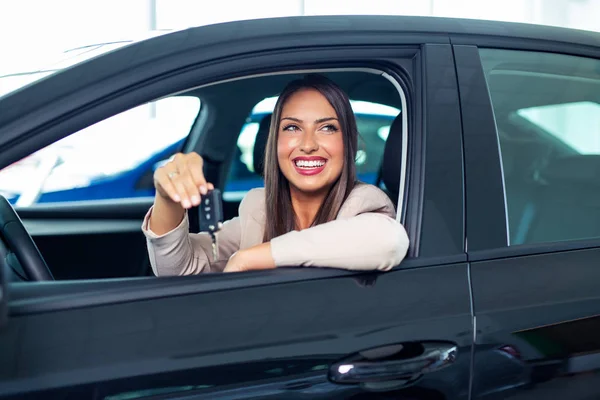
[483,52,600,246]
[6,70,407,283]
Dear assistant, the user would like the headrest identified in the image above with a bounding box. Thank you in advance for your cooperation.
[381,114,403,197]
[253,114,272,177]
[540,155,600,186]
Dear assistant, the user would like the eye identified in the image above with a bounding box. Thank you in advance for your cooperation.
[282,124,299,132]
[321,124,339,133]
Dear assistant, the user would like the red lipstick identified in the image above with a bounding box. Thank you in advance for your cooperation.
[292,156,327,176]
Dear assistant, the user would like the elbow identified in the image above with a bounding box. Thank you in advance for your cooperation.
[378,221,410,271]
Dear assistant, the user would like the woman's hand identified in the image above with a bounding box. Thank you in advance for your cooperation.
[148,152,214,235]
[154,152,214,209]
[224,243,276,273]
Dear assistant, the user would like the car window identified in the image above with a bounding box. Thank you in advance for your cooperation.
[0,96,200,206]
[224,96,400,201]
[480,49,600,245]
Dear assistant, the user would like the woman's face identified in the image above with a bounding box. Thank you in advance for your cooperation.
[277,88,345,196]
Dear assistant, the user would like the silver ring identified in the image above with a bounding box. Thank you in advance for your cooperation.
[167,171,179,179]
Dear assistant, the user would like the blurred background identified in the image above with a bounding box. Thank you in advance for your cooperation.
[1,0,599,76]
[0,0,599,206]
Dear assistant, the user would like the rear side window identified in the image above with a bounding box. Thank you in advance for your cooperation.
[224,96,400,201]
[480,49,600,245]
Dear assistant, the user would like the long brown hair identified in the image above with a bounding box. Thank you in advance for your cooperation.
[263,74,358,242]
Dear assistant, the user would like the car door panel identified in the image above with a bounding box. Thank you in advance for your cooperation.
[1,261,472,399]
[0,20,472,399]
[455,42,600,400]
[470,248,600,399]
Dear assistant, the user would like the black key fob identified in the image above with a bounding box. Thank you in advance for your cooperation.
[199,189,223,234]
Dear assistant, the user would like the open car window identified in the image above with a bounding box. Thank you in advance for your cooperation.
[0,96,200,206]
[224,96,400,201]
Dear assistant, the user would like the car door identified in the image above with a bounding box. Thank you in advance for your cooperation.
[0,18,471,399]
[454,32,600,400]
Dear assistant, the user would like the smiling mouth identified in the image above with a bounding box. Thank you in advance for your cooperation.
[294,159,326,169]
[292,158,327,176]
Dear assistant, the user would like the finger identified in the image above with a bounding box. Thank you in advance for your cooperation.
[164,161,193,208]
[185,155,208,194]
[178,169,202,207]
[154,169,181,203]
[170,154,198,207]
[169,174,194,209]
[207,182,214,191]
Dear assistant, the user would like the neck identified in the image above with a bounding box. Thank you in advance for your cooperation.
[290,186,328,230]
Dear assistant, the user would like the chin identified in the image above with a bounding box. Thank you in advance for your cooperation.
[289,179,333,195]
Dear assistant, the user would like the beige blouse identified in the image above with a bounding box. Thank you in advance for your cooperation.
[142,183,409,276]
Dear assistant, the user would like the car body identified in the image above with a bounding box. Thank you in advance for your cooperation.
[0,14,599,400]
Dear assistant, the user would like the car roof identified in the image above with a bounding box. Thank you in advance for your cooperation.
[157,15,600,55]
[1,15,598,133]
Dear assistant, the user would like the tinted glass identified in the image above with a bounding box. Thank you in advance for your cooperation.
[480,49,600,245]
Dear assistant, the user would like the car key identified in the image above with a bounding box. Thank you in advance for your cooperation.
[198,189,224,261]
[199,188,223,233]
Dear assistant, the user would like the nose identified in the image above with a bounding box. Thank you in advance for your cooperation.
[299,129,319,153]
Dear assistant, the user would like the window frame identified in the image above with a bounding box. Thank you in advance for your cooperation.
[3,45,449,312]
[0,44,426,256]
[454,37,600,261]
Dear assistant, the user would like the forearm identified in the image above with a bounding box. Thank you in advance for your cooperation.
[270,213,409,271]
[143,209,243,276]
[224,242,275,273]
[144,209,208,276]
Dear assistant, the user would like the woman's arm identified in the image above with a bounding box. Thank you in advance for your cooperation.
[144,151,244,276]
[223,242,275,273]
[268,212,409,271]
[224,212,408,273]
[143,210,241,275]
[223,184,408,273]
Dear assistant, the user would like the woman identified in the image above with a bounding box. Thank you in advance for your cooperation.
[142,74,409,275]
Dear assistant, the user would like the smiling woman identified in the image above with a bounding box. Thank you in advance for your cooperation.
[266,75,356,240]
[143,74,409,275]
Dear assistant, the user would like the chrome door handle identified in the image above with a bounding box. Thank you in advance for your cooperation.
[329,342,458,384]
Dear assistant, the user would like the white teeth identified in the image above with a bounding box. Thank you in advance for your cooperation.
[295,160,325,168]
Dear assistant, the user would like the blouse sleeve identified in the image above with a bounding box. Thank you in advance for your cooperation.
[142,208,241,276]
[269,185,409,271]
[269,212,409,271]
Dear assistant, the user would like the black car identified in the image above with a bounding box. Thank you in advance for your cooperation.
[0,15,599,400]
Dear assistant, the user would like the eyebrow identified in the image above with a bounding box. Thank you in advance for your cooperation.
[281,117,338,123]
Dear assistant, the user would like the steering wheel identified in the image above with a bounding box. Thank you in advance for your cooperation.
[0,195,53,281]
